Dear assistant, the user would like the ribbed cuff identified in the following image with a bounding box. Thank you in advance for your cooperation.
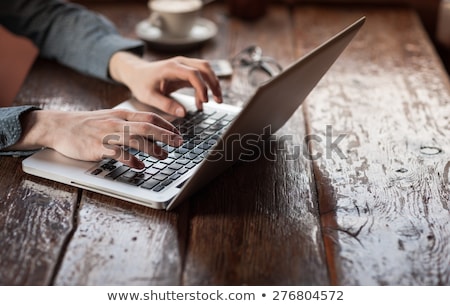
[0,105,41,154]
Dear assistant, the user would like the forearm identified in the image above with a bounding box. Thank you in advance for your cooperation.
[109,51,143,86]
[0,0,144,81]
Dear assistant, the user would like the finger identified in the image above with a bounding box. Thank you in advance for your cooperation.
[146,91,187,117]
[161,80,191,94]
[161,79,204,111]
[187,71,208,109]
[172,63,209,106]
[177,58,223,103]
[109,110,183,146]
[126,135,169,160]
[123,111,180,134]
[105,122,183,148]
[101,145,145,169]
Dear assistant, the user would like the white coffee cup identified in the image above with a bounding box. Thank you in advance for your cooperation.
[148,0,203,38]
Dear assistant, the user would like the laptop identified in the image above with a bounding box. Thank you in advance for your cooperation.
[22,17,365,210]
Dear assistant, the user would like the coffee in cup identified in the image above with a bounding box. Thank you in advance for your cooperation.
[148,0,203,38]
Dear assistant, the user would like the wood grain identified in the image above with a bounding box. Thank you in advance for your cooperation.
[53,192,189,285]
[0,156,78,285]
[294,6,450,285]
[181,3,329,285]
[4,1,449,286]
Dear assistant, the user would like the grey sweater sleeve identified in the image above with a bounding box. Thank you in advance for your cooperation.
[0,106,41,156]
[0,0,145,81]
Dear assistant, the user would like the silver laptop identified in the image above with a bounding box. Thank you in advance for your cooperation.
[22,17,365,210]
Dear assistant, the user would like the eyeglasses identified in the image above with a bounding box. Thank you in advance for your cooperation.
[230,45,283,87]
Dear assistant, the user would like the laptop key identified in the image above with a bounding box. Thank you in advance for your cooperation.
[101,163,116,171]
[161,168,176,176]
[192,147,205,154]
[120,170,140,179]
[203,118,216,125]
[175,158,190,165]
[168,163,183,170]
[192,138,203,145]
[169,152,184,159]
[152,162,166,170]
[183,134,196,141]
[186,152,199,160]
[143,160,155,168]
[170,173,181,180]
[199,142,212,150]
[178,168,189,175]
[161,178,174,186]
[153,173,169,181]
[182,142,196,150]
[192,157,203,164]
[209,112,226,120]
[145,167,159,175]
[117,176,145,186]
[175,147,189,154]
[136,152,149,161]
[105,166,129,179]
[91,168,103,175]
[185,162,197,169]
[141,179,160,190]
[208,135,220,142]
[202,108,215,115]
[146,156,159,163]
[164,145,176,153]
[160,157,175,164]
[117,170,150,184]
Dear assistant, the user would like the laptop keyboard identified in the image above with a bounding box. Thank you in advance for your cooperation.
[89,109,235,192]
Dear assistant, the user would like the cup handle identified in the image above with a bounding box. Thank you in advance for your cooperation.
[148,12,162,28]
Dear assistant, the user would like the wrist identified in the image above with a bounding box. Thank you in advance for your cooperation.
[8,110,59,151]
[109,51,142,86]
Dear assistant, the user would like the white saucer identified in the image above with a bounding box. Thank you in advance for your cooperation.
[135,17,217,51]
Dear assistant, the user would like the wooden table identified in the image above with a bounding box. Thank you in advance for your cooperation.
[1,2,450,286]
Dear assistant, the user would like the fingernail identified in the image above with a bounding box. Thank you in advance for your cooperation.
[173,134,183,144]
[176,108,185,117]
[159,150,168,159]
[136,160,145,170]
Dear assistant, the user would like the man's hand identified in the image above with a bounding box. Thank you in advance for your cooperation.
[109,52,223,117]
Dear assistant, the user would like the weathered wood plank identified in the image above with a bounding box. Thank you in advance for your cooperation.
[0,156,78,285]
[294,6,450,285]
[54,192,189,285]
[181,4,329,285]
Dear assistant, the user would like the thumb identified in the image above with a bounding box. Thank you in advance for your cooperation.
[143,92,186,117]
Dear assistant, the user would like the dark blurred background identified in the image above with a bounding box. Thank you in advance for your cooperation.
[71,0,450,75]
